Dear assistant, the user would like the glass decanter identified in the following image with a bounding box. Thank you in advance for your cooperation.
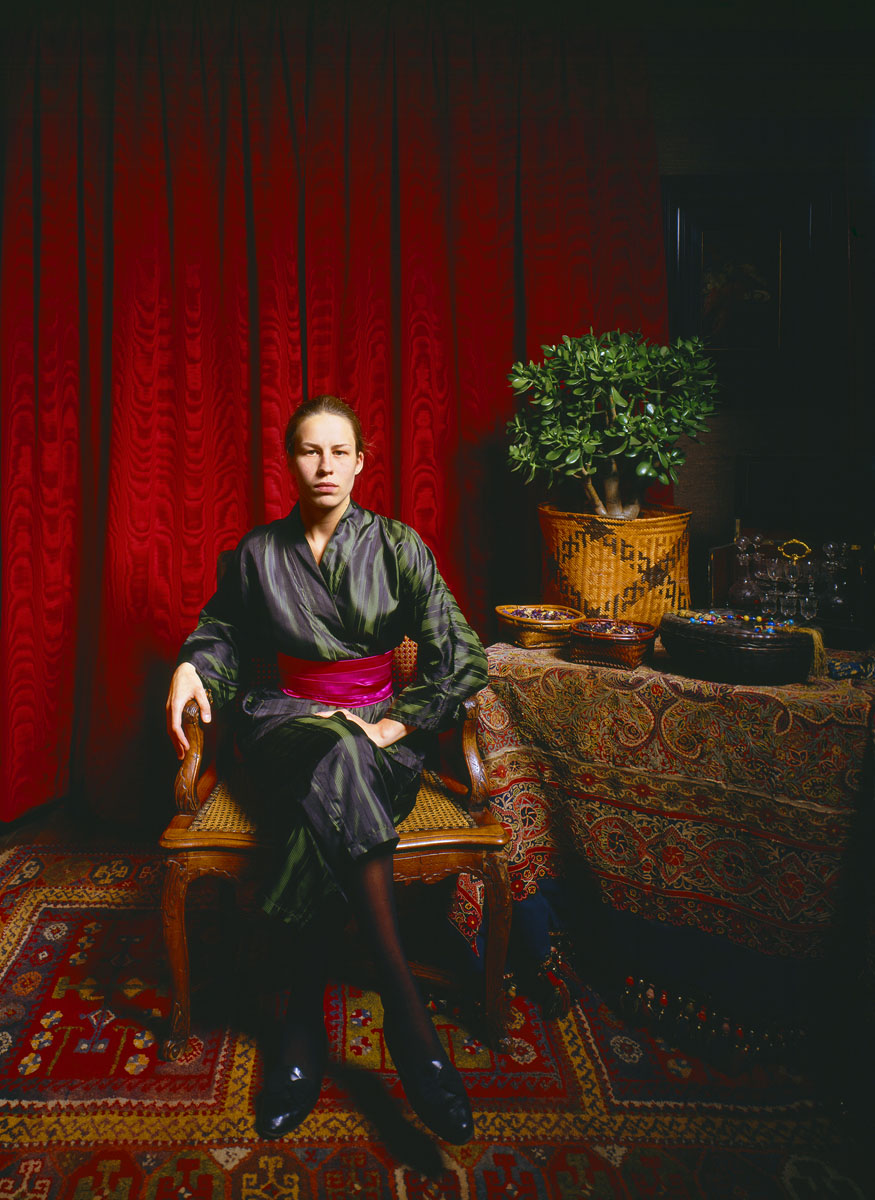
[727,536,763,611]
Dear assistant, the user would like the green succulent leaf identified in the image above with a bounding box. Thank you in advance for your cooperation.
[505,328,718,503]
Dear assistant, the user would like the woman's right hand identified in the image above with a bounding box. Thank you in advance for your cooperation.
[166,662,211,759]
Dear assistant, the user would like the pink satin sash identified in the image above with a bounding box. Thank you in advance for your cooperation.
[277,649,394,706]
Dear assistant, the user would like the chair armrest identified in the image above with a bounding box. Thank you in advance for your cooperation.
[173,699,205,815]
[460,692,490,814]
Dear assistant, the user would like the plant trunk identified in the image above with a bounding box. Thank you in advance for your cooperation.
[601,463,640,520]
[583,476,607,516]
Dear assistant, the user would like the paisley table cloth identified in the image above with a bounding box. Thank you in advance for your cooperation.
[473,643,875,958]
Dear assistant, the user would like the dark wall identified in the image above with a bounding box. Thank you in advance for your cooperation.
[645,28,875,604]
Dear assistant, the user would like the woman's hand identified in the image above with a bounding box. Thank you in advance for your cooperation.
[166,662,212,759]
[315,709,412,749]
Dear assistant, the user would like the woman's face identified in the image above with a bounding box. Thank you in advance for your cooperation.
[288,412,364,516]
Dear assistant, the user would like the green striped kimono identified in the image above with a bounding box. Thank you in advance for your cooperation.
[179,501,488,928]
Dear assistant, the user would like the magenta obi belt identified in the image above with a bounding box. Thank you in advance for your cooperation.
[276,649,394,707]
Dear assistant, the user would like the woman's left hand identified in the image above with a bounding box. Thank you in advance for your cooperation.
[315,709,412,749]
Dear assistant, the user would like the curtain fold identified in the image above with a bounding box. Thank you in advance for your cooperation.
[0,0,668,822]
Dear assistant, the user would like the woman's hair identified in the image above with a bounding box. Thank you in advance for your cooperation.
[284,395,365,457]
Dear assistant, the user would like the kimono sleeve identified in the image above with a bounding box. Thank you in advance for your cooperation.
[177,544,251,710]
[386,528,488,732]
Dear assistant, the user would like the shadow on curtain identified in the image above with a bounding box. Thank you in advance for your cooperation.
[0,0,667,822]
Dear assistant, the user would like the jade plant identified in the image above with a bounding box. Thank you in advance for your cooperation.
[507,330,718,519]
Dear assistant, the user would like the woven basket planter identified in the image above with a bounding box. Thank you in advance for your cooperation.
[538,503,692,624]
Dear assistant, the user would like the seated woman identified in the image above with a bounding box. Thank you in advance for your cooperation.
[165,395,488,1143]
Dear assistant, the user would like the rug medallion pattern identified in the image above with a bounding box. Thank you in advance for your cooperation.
[0,840,865,1197]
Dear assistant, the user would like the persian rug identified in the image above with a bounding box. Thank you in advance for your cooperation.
[0,835,867,1198]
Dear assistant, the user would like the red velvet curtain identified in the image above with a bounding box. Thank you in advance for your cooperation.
[0,1,667,823]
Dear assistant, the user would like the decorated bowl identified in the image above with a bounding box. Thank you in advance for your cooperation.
[566,618,657,668]
[495,604,583,648]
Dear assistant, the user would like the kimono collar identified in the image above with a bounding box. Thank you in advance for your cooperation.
[288,499,370,592]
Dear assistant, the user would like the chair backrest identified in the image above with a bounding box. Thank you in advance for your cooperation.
[391,636,419,690]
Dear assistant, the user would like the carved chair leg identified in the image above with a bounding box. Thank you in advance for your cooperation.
[162,857,193,1060]
[481,852,513,1051]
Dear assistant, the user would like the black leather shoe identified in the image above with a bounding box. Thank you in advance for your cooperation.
[255,1062,324,1140]
[385,1031,474,1144]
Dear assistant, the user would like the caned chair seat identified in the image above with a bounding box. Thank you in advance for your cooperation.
[160,639,512,1061]
[186,770,476,839]
[397,773,476,833]
[190,780,256,835]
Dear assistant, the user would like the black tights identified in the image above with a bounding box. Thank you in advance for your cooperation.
[280,845,441,1068]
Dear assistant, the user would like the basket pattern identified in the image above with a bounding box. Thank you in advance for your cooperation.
[539,504,691,624]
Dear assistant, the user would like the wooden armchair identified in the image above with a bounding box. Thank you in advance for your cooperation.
[159,639,511,1060]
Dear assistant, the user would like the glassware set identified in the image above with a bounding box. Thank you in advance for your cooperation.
[727,535,852,623]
